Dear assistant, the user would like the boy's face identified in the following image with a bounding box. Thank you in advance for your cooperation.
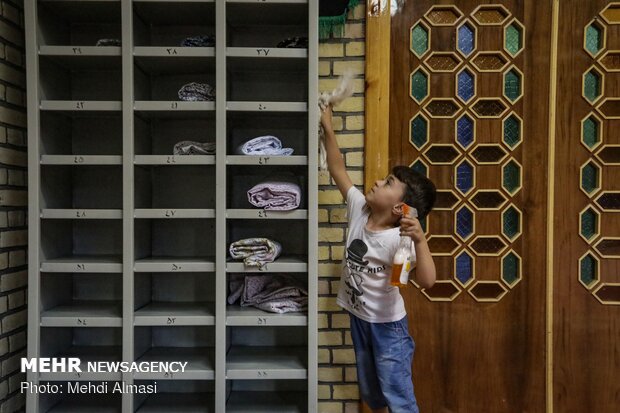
[366,174,407,213]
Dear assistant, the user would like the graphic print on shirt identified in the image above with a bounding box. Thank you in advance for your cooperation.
[344,238,387,310]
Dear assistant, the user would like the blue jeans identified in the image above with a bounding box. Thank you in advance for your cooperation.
[349,311,419,413]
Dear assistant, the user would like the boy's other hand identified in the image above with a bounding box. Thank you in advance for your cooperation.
[400,216,426,244]
[320,104,334,132]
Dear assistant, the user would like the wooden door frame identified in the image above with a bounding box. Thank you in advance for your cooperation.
[364,0,391,192]
[363,1,560,411]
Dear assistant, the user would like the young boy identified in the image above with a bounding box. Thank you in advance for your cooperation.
[321,105,437,413]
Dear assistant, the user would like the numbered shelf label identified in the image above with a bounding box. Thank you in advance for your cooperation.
[74,210,87,218]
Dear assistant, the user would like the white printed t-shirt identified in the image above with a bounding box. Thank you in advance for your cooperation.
[336,186,416,323]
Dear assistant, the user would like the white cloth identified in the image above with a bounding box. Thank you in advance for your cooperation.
[236,135,293,156]
[318,71,354,170]
[336,186,416,323]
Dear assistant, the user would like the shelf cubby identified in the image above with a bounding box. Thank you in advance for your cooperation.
[134,272,215,325]
[37,0,122,47]
[39,381,122,412]
[134,326,216,380]
[27,0,317,410]
[39,327,122,381]
[134,380,215,413]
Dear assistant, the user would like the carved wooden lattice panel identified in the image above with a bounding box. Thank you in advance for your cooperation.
[408,4,525,302]
[578,2,620,305]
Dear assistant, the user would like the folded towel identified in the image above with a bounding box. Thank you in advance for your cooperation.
[237,135,294,156]
[173,141,216,155]
[96,38,121,47]
[229,238,282,267]
[178,82,215,101]
[247,181,301,210]
[228,274,308,314]
[277,36,308,48]
[181,35,215,47]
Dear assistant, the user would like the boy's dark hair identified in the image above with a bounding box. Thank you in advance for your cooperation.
[392,165,436,219]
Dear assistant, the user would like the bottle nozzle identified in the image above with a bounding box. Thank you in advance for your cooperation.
[402,204,418,219]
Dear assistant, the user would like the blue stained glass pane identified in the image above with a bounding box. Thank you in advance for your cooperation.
[458,24,475,56]
[456,115,474,148]
[456,206,473,239]
[456,161,473,194]
[456,252,473,284]
[457,69,475,103]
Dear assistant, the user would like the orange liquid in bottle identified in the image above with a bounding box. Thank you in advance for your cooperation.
[390,204,413,287]
[390,263,404,286]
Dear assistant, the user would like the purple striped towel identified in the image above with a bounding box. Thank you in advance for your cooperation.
[247,181,301,211]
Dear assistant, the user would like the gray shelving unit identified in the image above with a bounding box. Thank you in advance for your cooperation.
[25,0,318,411]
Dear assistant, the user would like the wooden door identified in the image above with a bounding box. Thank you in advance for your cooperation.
[553,1,620,411]
[374,1,553,411]
[366,0,620,411]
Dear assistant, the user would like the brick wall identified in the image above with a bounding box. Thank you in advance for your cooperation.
[318,4,366,412]
[0,0,27,411]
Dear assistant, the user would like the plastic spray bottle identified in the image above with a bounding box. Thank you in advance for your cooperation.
[390,204,418,287]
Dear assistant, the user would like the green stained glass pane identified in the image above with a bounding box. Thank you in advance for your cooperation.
[411,24,429,57]
[502,252,519,285]
[411,160,427,176]
[411,70,428,103]
[579,254,597,287]
[502,206,520,240]
[504,70,521,102]
[585,24,602,56]
[580,208,597,240]
[502,161,520,194]
[584,70,601,103]
[505,24,522,56]
[582,116,599,149]
[503,115,521,148]
[581,162,599,194]
[410,116,428,149]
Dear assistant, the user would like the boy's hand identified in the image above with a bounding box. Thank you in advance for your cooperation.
[400,216,426,244]
[320,104,334,132]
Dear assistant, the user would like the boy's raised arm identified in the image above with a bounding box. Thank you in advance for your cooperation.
[320,105,354,199]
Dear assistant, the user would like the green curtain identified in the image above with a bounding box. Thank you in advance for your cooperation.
[319,0,361,39]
